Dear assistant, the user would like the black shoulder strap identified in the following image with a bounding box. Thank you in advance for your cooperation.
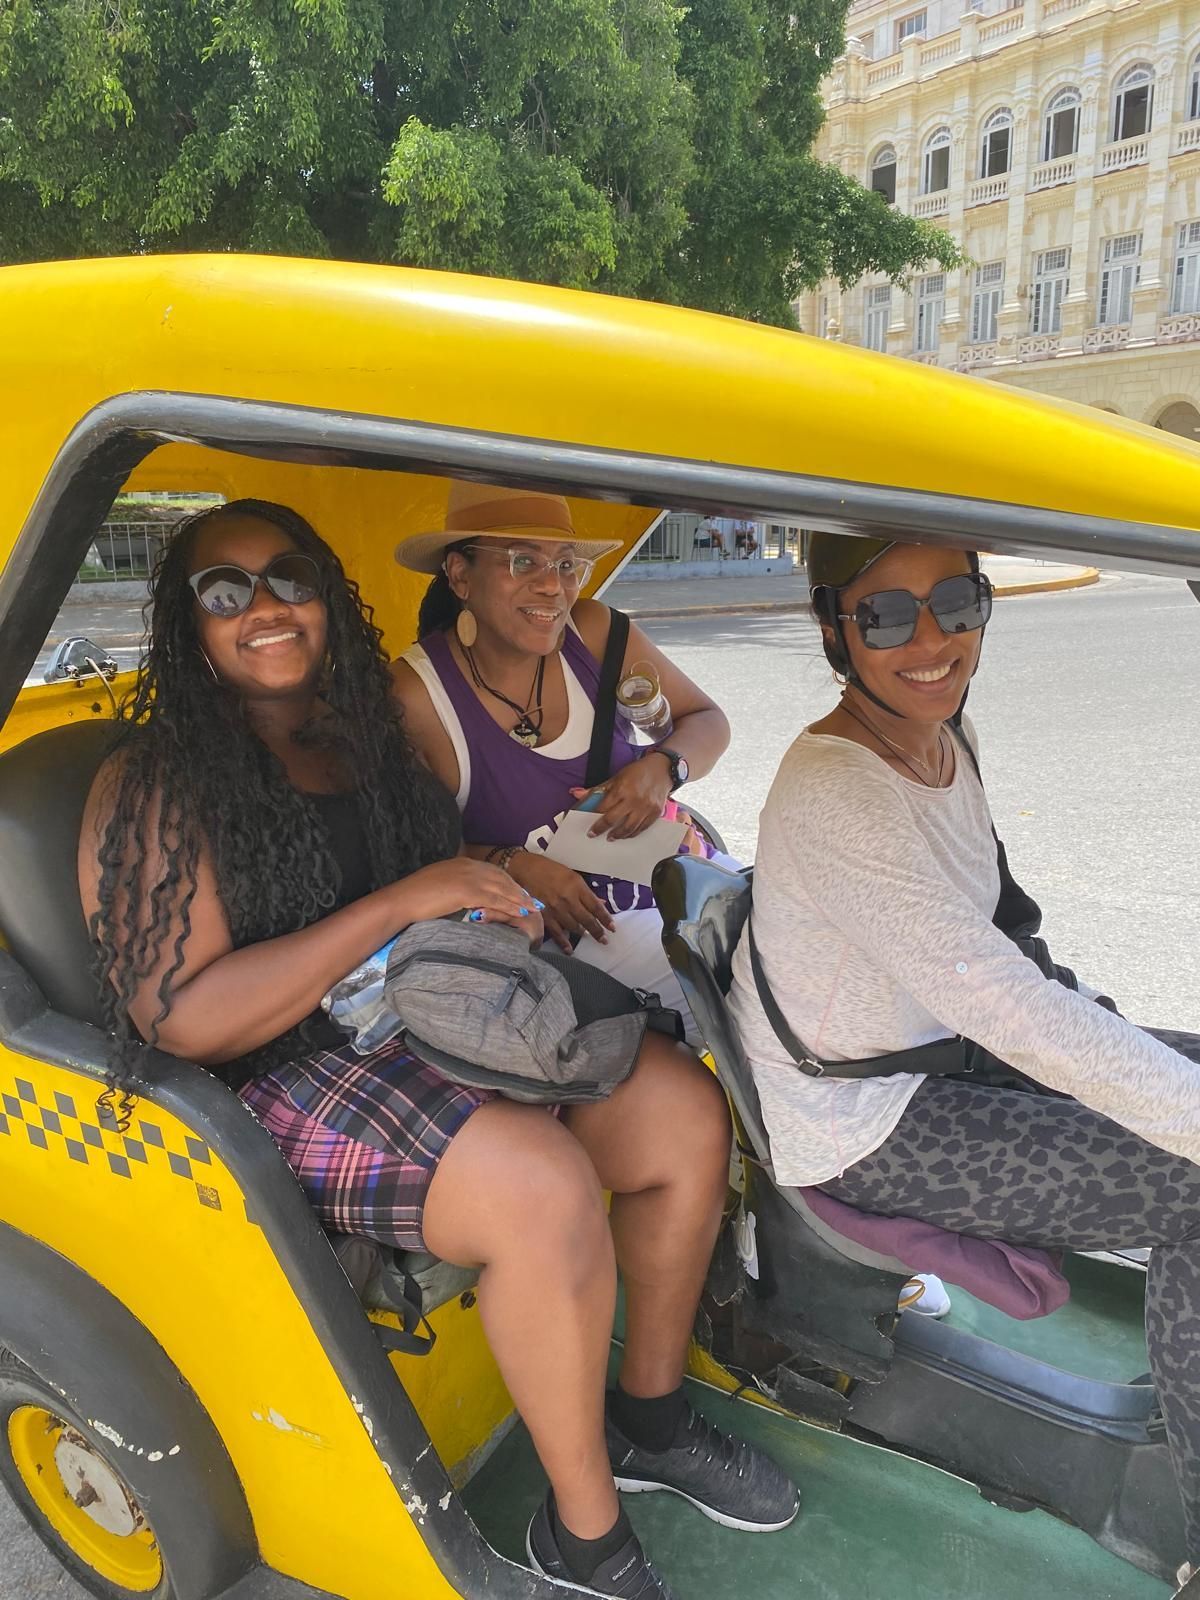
[747,922,825,1076]
[747,919,966,1081]
[949,720,1042,941]
[584,607,630,790]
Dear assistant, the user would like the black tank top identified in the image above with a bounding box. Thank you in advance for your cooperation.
[226,788,430,1087]
[309,791,373,909]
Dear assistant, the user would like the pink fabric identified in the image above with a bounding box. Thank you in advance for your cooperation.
[802,1185,1070,1320]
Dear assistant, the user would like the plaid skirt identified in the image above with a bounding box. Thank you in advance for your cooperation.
[239,1037,491,1250]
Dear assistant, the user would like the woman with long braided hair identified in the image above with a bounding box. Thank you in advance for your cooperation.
[77,499,795,1600]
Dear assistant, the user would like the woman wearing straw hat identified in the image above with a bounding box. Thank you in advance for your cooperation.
[391,483,735,1038]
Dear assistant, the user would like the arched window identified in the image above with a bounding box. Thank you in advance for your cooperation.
[870,145,897,204]
[921,126,951,195]
[1042,87,1080,161]
[1112,63,1154,142]
[979,108,1012,177]
[1188,50,1200,121]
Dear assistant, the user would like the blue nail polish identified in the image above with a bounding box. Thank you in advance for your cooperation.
[519,907,530,916]
[468,909,485,922]
[532,899,545,910]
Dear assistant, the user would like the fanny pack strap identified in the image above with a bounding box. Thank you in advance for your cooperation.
[746,918,967,1081]
[585,607,630,790]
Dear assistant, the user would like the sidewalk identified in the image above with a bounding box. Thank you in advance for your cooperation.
[32,555,1100,680]
[604,554,1099,620]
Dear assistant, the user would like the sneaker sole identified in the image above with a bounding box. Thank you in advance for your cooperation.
[612,1474,800,1533]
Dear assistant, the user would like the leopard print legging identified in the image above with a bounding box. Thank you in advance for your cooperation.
[821,1030,1200,1562]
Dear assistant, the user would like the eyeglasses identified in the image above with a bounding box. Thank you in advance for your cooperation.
[188,554,322,618]
[838,572,993,650]
[464,545,595,586]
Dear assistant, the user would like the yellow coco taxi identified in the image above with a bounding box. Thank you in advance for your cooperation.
[0,255,1198,1600]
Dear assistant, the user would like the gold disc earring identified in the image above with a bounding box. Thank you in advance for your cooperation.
[456,607,478,648]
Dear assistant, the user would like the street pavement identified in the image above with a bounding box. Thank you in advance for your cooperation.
[3,568,1198,1594]
[603,553,1096,619]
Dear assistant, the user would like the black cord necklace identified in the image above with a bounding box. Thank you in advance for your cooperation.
[463,646,546,747]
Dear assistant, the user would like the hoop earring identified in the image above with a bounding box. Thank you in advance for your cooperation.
[456,607,478,649]
[199,647,220,685]
[832,669,847,688]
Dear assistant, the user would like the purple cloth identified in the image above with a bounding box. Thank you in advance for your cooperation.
[420,627,655,912]
[802,1185,1070,1320]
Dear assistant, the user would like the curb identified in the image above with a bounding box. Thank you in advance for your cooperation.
[991,568,1100,599]
[617,566,1101,620]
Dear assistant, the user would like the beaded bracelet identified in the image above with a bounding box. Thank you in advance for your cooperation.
[486,844,522,874]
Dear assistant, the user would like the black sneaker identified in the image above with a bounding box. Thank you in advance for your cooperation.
[606,1400,800,1533]
[526,1494,678,1599]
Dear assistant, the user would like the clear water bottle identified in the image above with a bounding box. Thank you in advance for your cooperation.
[616,660,673,741]
[321,938,405,1055]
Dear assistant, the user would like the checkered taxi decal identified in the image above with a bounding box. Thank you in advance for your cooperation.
[0,1075,224,1211]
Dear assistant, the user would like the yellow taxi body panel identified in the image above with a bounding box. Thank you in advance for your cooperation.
[3,253,1200,592]
[0,1046,487,1598]
[2,254,1199,1598]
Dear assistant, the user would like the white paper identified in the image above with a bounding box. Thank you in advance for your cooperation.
[540,809,689,885]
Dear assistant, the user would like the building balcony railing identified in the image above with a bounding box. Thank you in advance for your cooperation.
[1100,135,1149,173]
[1030,156,1076,190]
[966,175,1009,207]
[957,343,998,370]
[978,10,1024,43]
[920,34,960,67]
[1158,312,1200,344]
[1015,334,1060,361]
[1082,325,1131,354]
[865,53,903,87]
[912,192,950,218]
[1042,0,1088,16]
[1176,124,1200,155]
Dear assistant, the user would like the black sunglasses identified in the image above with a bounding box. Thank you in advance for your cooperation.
[838,572,993,650]
[188,554,322,618]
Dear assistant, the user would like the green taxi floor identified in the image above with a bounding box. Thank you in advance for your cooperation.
[462,1379,1168,1600]
[462,1257,1164,1600]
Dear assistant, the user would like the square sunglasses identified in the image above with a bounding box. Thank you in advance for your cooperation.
[838,572,993,650]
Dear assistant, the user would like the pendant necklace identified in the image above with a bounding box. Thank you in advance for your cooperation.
[842,699,945,788]
[464,646,546,747]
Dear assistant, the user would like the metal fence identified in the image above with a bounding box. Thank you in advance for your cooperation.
[76,498,220,585]
[632,514,806,564]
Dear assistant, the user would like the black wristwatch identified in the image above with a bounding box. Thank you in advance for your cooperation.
[649,746,689,792]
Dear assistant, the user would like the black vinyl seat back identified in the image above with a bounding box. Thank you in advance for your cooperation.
[653,852,910,1380]
[651,854,772,1159]
[0,720,118,1027]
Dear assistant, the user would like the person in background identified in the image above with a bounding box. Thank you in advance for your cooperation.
[695,515,725,558]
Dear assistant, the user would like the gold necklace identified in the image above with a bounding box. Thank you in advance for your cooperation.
[842,699,945,788]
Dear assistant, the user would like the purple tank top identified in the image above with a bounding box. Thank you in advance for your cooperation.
[420,627,654,913]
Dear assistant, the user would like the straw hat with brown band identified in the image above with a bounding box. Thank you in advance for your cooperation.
[394,483,623,574]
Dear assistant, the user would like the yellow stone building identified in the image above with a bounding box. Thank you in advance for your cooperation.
[801,0,1200,437]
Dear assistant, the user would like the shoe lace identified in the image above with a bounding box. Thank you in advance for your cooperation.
[683,1408,749,1479]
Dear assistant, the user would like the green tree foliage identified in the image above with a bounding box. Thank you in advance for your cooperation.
[0,0,961,322]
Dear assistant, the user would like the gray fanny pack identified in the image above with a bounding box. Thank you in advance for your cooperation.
[383,920,682,1104]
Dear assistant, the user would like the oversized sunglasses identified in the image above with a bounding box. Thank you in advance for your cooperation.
[838,572,993,650]
[464,544,595,586]
[188,553,322,618]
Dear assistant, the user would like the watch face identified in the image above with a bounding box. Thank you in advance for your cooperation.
[675,755,689,787]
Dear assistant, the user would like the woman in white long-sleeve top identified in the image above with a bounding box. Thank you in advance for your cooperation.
[728,532,1200,1594]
